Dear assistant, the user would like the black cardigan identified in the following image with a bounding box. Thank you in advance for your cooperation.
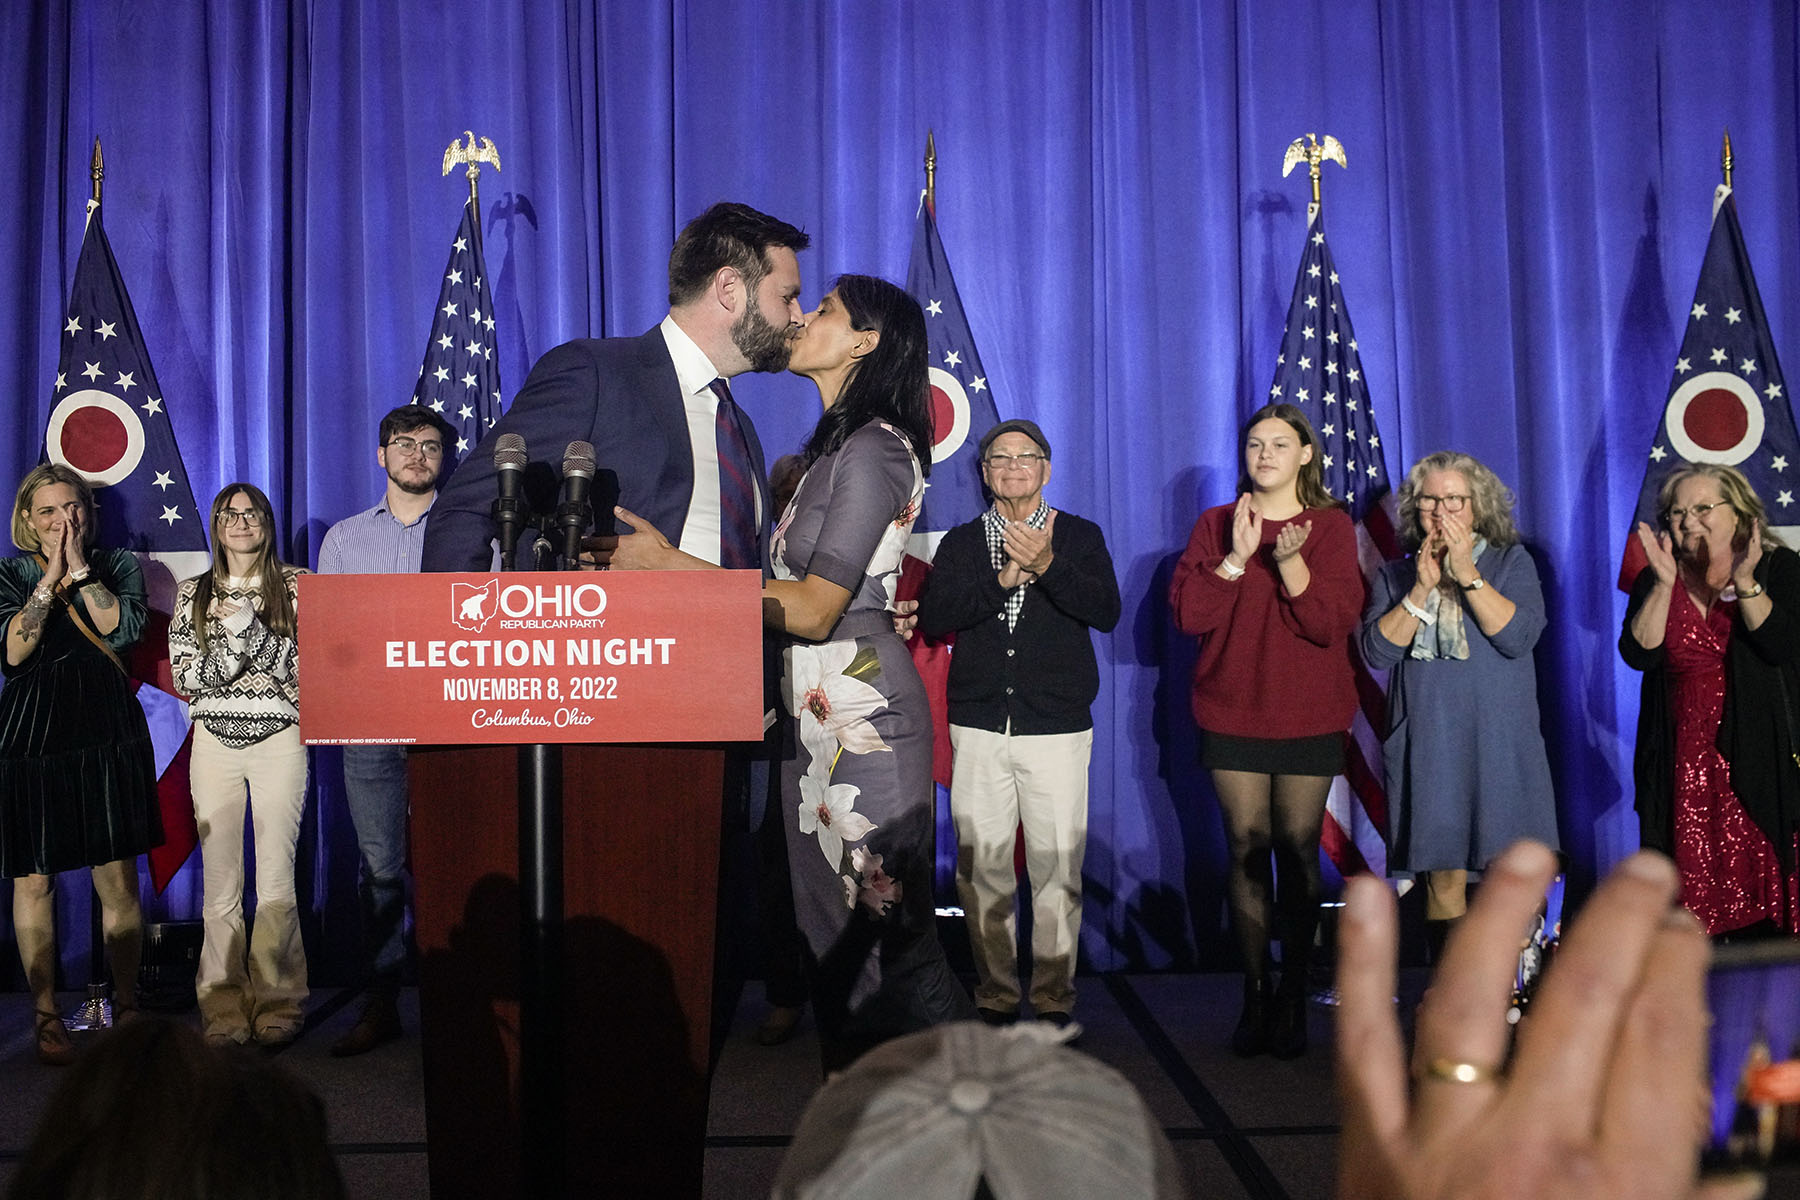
[915,509,1120,735]
[1619,545,1800,859]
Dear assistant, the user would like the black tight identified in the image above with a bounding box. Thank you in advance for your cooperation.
[1209,769,1332,982]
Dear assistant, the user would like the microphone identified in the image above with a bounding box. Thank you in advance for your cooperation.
[556,440,596,570]
[491,432,528,571]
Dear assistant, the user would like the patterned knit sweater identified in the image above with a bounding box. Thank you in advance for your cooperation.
[169,567,304,748]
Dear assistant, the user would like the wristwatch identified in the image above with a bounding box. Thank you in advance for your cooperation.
[1459,575,1486,591]
[69,566,91,585]
[1737,581,1765,599]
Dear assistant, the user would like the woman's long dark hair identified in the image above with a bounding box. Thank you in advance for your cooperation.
[799,275,934,476]
[1235,401,1339,511]
[190,483,297,644]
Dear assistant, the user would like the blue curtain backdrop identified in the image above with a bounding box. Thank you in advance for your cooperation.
[4,0,1800,982]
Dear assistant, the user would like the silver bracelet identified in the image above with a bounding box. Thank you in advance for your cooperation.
[1401,596,1435,625]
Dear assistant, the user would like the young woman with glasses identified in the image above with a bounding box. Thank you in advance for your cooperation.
[1169,401,1363,1058]
[1358,451,1559,954]
[169,483,310,1046]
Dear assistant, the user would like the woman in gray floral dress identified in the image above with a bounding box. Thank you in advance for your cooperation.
[610,275,972,1069]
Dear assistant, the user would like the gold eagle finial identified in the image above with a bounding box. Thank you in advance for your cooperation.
[1282,133,1346,207]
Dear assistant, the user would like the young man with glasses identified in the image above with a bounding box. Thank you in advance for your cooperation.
[916,419,1121,1033]
[315,403,456,1055]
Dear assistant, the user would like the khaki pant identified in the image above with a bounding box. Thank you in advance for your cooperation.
[190,723,310,1038]
[950,723,1092,1015]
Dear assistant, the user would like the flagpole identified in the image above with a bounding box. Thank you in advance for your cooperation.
[90,138,103,203]
[924,129,937,213]
[1722,128,1733,190]
[445,125,562,1200]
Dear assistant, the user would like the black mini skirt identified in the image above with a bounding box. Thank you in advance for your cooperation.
[1199,730,1345,777]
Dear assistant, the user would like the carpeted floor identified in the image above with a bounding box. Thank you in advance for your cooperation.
[2,973,1793,1199]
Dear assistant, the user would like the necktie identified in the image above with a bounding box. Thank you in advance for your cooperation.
[710,378,759,569]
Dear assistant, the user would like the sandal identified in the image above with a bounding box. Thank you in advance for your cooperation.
[35,1009,75,1067]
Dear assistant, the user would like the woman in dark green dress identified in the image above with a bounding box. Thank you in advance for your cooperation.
[0,464,161,1064]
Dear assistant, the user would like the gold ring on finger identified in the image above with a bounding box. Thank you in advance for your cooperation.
[1419,1057,1504,1086]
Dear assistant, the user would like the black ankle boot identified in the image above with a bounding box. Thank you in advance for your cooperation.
[1268,978,1308,1059]
[1230,974,1273,1057]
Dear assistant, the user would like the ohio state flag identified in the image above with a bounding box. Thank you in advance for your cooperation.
[1619,186,1800,590]
[45,194,206,893]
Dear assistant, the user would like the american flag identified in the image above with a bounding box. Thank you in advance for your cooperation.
[413,194,504,453]
[1618,186,1800,591]
[901,194,1004,791]
[44,196,210,894]
[1265,206,1395,878]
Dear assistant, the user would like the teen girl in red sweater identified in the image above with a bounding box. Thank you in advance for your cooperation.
[1169,402,1362,1058]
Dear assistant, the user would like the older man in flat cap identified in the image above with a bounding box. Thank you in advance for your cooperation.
[916,419,1119,1030]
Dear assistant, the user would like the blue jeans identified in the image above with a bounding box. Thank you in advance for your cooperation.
[342,745,410,990]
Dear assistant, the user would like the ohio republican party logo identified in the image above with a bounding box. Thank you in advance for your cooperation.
[46,389,146,485]
[452,579,499,631]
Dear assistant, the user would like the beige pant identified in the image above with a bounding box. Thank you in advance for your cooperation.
[190,723,309,1037]
[950,723,1092,1015]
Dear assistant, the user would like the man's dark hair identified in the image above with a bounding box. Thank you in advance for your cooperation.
[378,403,456,447]
[668,202,810,307]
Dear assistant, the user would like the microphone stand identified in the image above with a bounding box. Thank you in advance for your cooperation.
[519,740,563,1198]
[520,507,564,1197]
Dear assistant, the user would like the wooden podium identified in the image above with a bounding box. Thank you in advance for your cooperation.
[299,571,764,1199]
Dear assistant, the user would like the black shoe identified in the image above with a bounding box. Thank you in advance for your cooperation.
[976,1007,1018,1027]
[1268,984,1308,1059]
[1230,975,1272,1057]
[330,995,401,1057]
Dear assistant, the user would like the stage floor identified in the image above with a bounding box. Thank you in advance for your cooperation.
[2,972,1789,1199]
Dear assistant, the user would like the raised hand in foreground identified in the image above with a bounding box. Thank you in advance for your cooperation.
[1336,840,1763,1200]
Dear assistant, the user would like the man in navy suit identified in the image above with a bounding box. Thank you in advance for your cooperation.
[421,202,809,572]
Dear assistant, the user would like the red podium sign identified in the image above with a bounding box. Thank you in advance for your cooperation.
[298,571,764,745]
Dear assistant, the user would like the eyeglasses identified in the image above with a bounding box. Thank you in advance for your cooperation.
[984,452,1046,469]
[1665,501,1726,524]
[1416,494,1470,513]
[386,436,444,458]
[219,509,263,528]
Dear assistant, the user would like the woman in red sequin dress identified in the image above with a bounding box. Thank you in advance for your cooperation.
[1621,464,1800,935]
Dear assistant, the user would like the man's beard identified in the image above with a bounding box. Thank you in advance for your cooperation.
[732,301,793,373]
[388,465,439,495]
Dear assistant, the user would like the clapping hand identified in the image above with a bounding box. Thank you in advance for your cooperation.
[1002,510,1056,576]
[61,505,88,578]
[1272,519,1312,564]
[40,516,69,586]
[1413,530,1444,594]
[1730,519,1764,594]
[1227,493,1262,569]
[1635,522,1679,587]
[1437,507,1477,582]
